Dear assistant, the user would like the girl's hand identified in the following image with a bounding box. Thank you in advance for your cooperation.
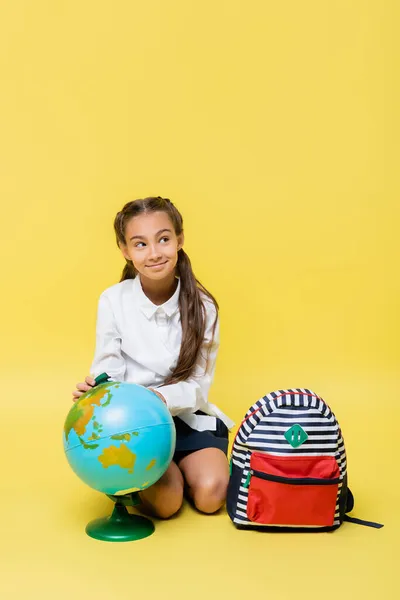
[72,375,96,402]
[149,387,167,405]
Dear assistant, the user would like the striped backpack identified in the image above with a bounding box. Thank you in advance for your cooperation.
[227,388,383,531]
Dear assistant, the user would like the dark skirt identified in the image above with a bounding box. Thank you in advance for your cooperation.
[172,411,229,464]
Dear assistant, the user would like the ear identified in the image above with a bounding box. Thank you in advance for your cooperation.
[177,231,184,251]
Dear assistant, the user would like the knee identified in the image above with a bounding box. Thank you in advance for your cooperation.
[153,489,184,519]
[192,476,229,514]
[139,470,184,519]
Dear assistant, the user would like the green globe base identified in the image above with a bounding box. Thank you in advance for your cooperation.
[85,501,155,542]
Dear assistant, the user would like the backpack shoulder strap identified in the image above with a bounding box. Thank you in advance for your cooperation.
[345,488,384,528]
[343,515,384,529]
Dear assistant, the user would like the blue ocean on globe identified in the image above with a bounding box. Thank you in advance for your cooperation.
[63,381,176,495]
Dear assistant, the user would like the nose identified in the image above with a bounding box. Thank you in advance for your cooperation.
[148,244,162,263]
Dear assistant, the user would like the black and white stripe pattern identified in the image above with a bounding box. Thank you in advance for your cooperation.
[229,388,347,528]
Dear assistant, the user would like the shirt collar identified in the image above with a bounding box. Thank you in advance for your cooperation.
[133,276,181,319]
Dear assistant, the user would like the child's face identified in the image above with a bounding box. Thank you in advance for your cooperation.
[120,211,183,282]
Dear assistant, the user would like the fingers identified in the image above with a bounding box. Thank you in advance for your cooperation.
[72,375,96,402]
[149,388,167,405]
[76,382,92,392]
[72,390,83,402]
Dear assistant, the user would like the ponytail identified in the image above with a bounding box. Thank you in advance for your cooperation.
[163,249,218,384]
[120,260,136,282]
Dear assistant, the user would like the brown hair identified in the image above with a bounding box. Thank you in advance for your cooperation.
[113,196,219,385]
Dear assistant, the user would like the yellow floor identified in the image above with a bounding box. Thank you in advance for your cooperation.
[1,374,398,600]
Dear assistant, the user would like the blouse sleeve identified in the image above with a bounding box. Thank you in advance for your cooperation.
[90,292,126,381]
[155,300,219,416]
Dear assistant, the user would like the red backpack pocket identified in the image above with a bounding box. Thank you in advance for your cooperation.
[246,452,340,527]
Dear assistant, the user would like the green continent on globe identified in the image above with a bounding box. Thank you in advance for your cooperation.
[64,383,118,446]
[98,444,137,474]
[111,433,131,441]
[78,436,99,450]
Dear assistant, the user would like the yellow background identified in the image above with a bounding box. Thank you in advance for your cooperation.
[1,1,398,598]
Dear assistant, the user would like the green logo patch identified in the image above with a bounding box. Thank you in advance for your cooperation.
[284,424,308,448]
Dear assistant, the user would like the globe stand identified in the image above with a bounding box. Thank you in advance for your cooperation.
[85,493,155,542]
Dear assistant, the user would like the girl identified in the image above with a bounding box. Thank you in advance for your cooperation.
[73,196,234,518]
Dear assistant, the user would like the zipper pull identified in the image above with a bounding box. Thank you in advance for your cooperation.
[243,470,252,488]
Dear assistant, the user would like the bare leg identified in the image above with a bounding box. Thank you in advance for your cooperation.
[138,461,184,519]
[178,448,229,514]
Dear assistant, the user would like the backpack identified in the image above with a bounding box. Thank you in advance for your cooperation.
[227,388,383,531]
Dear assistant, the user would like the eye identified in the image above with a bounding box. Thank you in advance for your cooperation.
[135,241,146,248]
[159,236,169,244]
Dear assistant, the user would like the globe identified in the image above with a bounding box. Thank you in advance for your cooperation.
[63,380,176,497]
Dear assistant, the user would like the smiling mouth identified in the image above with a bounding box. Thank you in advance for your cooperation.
[147,261,167,268]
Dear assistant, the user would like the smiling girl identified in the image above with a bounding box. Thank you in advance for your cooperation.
[73,197,234,518]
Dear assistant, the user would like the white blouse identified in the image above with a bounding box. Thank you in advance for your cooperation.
[90,276,235,432]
